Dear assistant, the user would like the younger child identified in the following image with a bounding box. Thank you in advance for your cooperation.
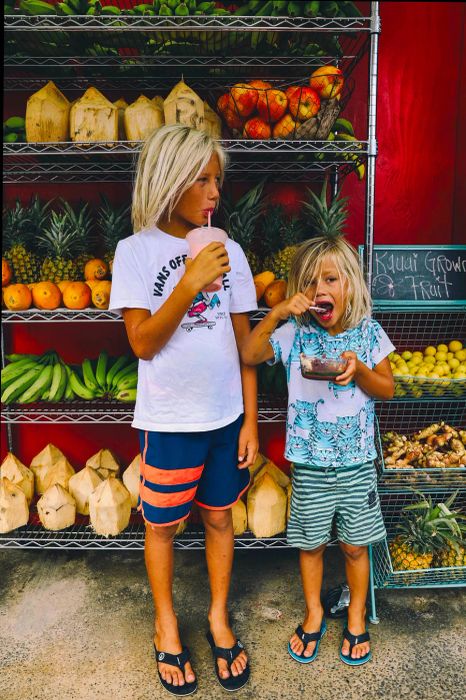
[109,125,258,694]
[241,235,394,666]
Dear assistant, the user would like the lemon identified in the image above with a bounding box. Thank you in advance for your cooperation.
[449,340,463,353]
[392,353,401,361]
[412,351,423,359]
[446,352,454,360]
[433,365,444,377]
[435,351,447,362]
[401,351,412,361]
[424,346,436,356]
[452,371,466,380]
[424,356,435,366]
[447,358,459,369]
[437,344,448,353]
[410,356,422,366]
[455,349,466,362]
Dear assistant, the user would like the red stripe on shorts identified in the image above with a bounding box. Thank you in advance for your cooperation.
[141,462,204,486]
[140,483,198,508]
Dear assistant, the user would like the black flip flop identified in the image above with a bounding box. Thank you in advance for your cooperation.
[206,631,250,692]
[154,644,198,696]
[339,627,372,666]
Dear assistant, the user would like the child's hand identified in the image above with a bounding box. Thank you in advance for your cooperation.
[184,242,230,294]
[334,351,359,385]
[237,421,259,470]
[271,293,311,321]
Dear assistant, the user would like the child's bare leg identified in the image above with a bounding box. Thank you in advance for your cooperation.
[145,522,195,687]
[340,543,370,659]
[200,507,248,680]
[289,543,326,657]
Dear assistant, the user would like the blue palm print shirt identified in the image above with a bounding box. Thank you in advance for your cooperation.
[268,317,395,467]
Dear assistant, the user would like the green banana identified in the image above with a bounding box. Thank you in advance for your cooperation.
[55,2,76,15]
[41,389,50,401]
[332,117,354,136]
[287,1,301,17]
[133,4,155,14]
[95,351,108,390]
[196,1,215,13]
[68,370,96,400]
[82,358,99,392]
[16,365,53,404]
[1,366,43,404]
[111,360,139,389]
[19,0,57,15]
[48,362,67,402]
[63,366,75,401]
[100,5,121,14]
[115,374,138,391]
[5,353,41,363]
[304,1,319,16]
[256,0,274,16]
[105,355,129,389]
[166,0,179,7]
[159,3,173,14]
[175,1,189,15]
[1,361,41,389]
[115,388,137,402]
[2,356,40,377]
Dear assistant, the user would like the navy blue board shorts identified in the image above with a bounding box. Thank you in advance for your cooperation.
[138,414,250,527]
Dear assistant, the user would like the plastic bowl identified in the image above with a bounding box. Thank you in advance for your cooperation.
[300,353,348,380]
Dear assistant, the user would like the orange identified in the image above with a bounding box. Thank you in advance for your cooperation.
[84,258,109,281]
[85,280,100,291]
[57,280,72,294]
[32,281,62,310]
[62,281,92,310]
[3,283,32,310]
[2,258,13,287]
[91,280,112,309]
[264,279,287,308]
[254,280,266,302]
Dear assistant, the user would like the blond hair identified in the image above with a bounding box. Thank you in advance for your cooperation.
[132,125,227,232]
[287,236,372,329]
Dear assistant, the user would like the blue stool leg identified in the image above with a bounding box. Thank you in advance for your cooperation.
[368,544,380,624]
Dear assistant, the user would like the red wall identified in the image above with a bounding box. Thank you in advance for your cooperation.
[2,3,465,464]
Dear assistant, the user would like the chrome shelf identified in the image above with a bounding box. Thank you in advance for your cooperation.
[0,521,290,551]
[1,308,121,322]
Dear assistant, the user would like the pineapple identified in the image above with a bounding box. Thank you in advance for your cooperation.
[98,196,132,273]
[62,201,96,275]
[302,175,349,237]
[38,201,93,282]
[435,542,466,568]
[263,208,307,280]
[220,181,266,276]
[389,491,466,577]
[2,197,48,284]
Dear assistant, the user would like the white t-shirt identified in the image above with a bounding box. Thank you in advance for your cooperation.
[269,317,395,467]
[109,227,257,432]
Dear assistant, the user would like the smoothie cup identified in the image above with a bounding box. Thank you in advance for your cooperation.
[186,225,228,292]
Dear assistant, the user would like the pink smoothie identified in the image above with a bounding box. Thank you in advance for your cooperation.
[186,225,228,292]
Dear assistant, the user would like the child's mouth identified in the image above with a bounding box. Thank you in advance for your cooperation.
[315,302,333,321]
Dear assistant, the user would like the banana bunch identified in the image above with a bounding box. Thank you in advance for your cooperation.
[1,351,138,404]
[329,117,365,181]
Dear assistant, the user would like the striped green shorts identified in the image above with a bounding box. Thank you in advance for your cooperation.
[287,461,386,550]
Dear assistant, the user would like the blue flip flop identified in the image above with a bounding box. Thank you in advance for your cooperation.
[339,627,372,666]
[287,619,327,663]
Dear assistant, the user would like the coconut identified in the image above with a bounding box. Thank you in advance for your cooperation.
[249,452,267,480]
[70,86,118,143]
[37,484,76,531]
[86,448,120,480]
[254,460,290,489]
[232,498,247,535]
[30,443,66,474]
[247,472,286,538]
[113,97,128,140]
[25,80,70,143]
[122,455,140,509]
[0,452,34,505]
[33,455,75,495]
[151,95,164,111]
[89,477,131,537]
[0,477,29,533]
[163,81,204,130]
[124,95,164,142]
[203,100,222,139]
[68,466,103,516]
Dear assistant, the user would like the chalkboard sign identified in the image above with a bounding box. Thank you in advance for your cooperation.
[359,245,466,304]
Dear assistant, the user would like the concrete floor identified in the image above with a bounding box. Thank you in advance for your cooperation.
[0,547,465,700]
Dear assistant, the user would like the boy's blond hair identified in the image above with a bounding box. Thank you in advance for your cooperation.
[287,236,372,329]
[132,125,227,232]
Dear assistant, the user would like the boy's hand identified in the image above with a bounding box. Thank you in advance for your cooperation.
[334,351,359,385]
[271,293,311,322]
[184,242,230,294]
[237,421,259,469]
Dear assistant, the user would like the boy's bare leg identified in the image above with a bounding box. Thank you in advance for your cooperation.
[340,543,371,659]
[200,507,248,680]
[145,522,196,687]
[289,544,326,657]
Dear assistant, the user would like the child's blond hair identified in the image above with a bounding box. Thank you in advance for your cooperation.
[287,236,372,329]
[132,125,227,232]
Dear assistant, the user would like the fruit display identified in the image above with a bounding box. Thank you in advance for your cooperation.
[382,423,466,471]
[217,67,344,140]
[388,491,466,575]
[1,351,138,404]
[3,116,26,143]
[389,341,466,398]
[2,196,131,287]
